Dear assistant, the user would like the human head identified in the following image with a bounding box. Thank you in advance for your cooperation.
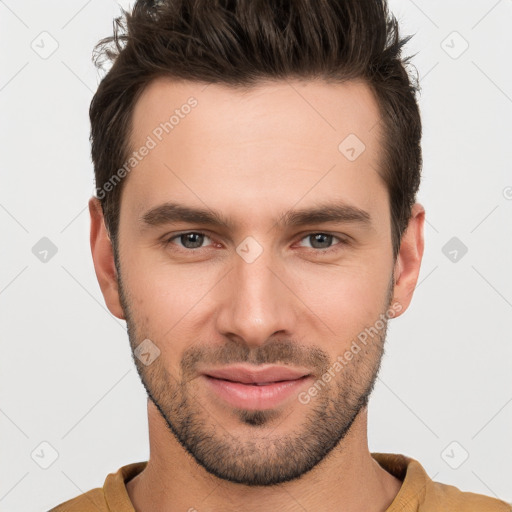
[90,0,422,262]
[89,0,425,487]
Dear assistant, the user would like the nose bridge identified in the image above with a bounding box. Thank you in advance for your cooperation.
[216,243,295,346]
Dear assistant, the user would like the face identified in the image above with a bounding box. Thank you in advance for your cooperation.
[95,77,418,486]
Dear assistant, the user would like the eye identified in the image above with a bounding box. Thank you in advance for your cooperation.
[164,231,214,250]
[162,231,348,254]
[297,233,346,252]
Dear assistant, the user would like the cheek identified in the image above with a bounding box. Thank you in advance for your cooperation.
[122,252,218,336]
[292,259,391,344]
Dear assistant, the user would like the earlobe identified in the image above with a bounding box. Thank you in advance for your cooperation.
[89,197,125,320]
[391,203,425,318]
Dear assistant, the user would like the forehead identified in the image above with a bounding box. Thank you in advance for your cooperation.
[123,77,387,228]
[130,77,382,148]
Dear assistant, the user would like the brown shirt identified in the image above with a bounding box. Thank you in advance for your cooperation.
[48,452,511,511]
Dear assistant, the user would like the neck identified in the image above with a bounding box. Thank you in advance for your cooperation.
[126,400,402,512]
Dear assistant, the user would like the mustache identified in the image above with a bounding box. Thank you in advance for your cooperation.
[180,339,331,377]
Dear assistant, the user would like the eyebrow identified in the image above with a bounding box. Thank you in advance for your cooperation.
[139,201,372,231]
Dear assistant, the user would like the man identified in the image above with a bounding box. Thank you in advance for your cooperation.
[50,0,511,510]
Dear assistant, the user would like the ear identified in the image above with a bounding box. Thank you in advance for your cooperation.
[89,197,125,320]
[391,202,425,317]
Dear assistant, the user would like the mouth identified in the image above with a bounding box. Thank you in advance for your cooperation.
[203,375,312,410]
[202,364,311,384]
[207,376,309,385]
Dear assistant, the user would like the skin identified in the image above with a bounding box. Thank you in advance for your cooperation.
[90,77,425,511]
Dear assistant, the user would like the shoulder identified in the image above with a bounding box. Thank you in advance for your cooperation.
[47,461,147,511]
[371,453,511,512]
[47,488,108,511]
[425,480,512,512]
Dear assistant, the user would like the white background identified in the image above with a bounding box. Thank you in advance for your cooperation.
[1,1,511,510]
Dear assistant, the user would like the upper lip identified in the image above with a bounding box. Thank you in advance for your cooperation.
[203,364,311,384]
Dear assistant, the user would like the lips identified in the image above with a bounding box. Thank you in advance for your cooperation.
[201,364,313,409]
[203,364,311,385]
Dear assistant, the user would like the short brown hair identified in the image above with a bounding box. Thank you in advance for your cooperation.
[90,0,422,260]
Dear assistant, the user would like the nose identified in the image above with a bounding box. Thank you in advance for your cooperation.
[214,247,299,348]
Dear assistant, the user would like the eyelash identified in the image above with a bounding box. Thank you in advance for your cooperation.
[162,231,348,255]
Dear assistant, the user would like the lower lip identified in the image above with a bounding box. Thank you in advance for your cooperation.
[203,375,312,410]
